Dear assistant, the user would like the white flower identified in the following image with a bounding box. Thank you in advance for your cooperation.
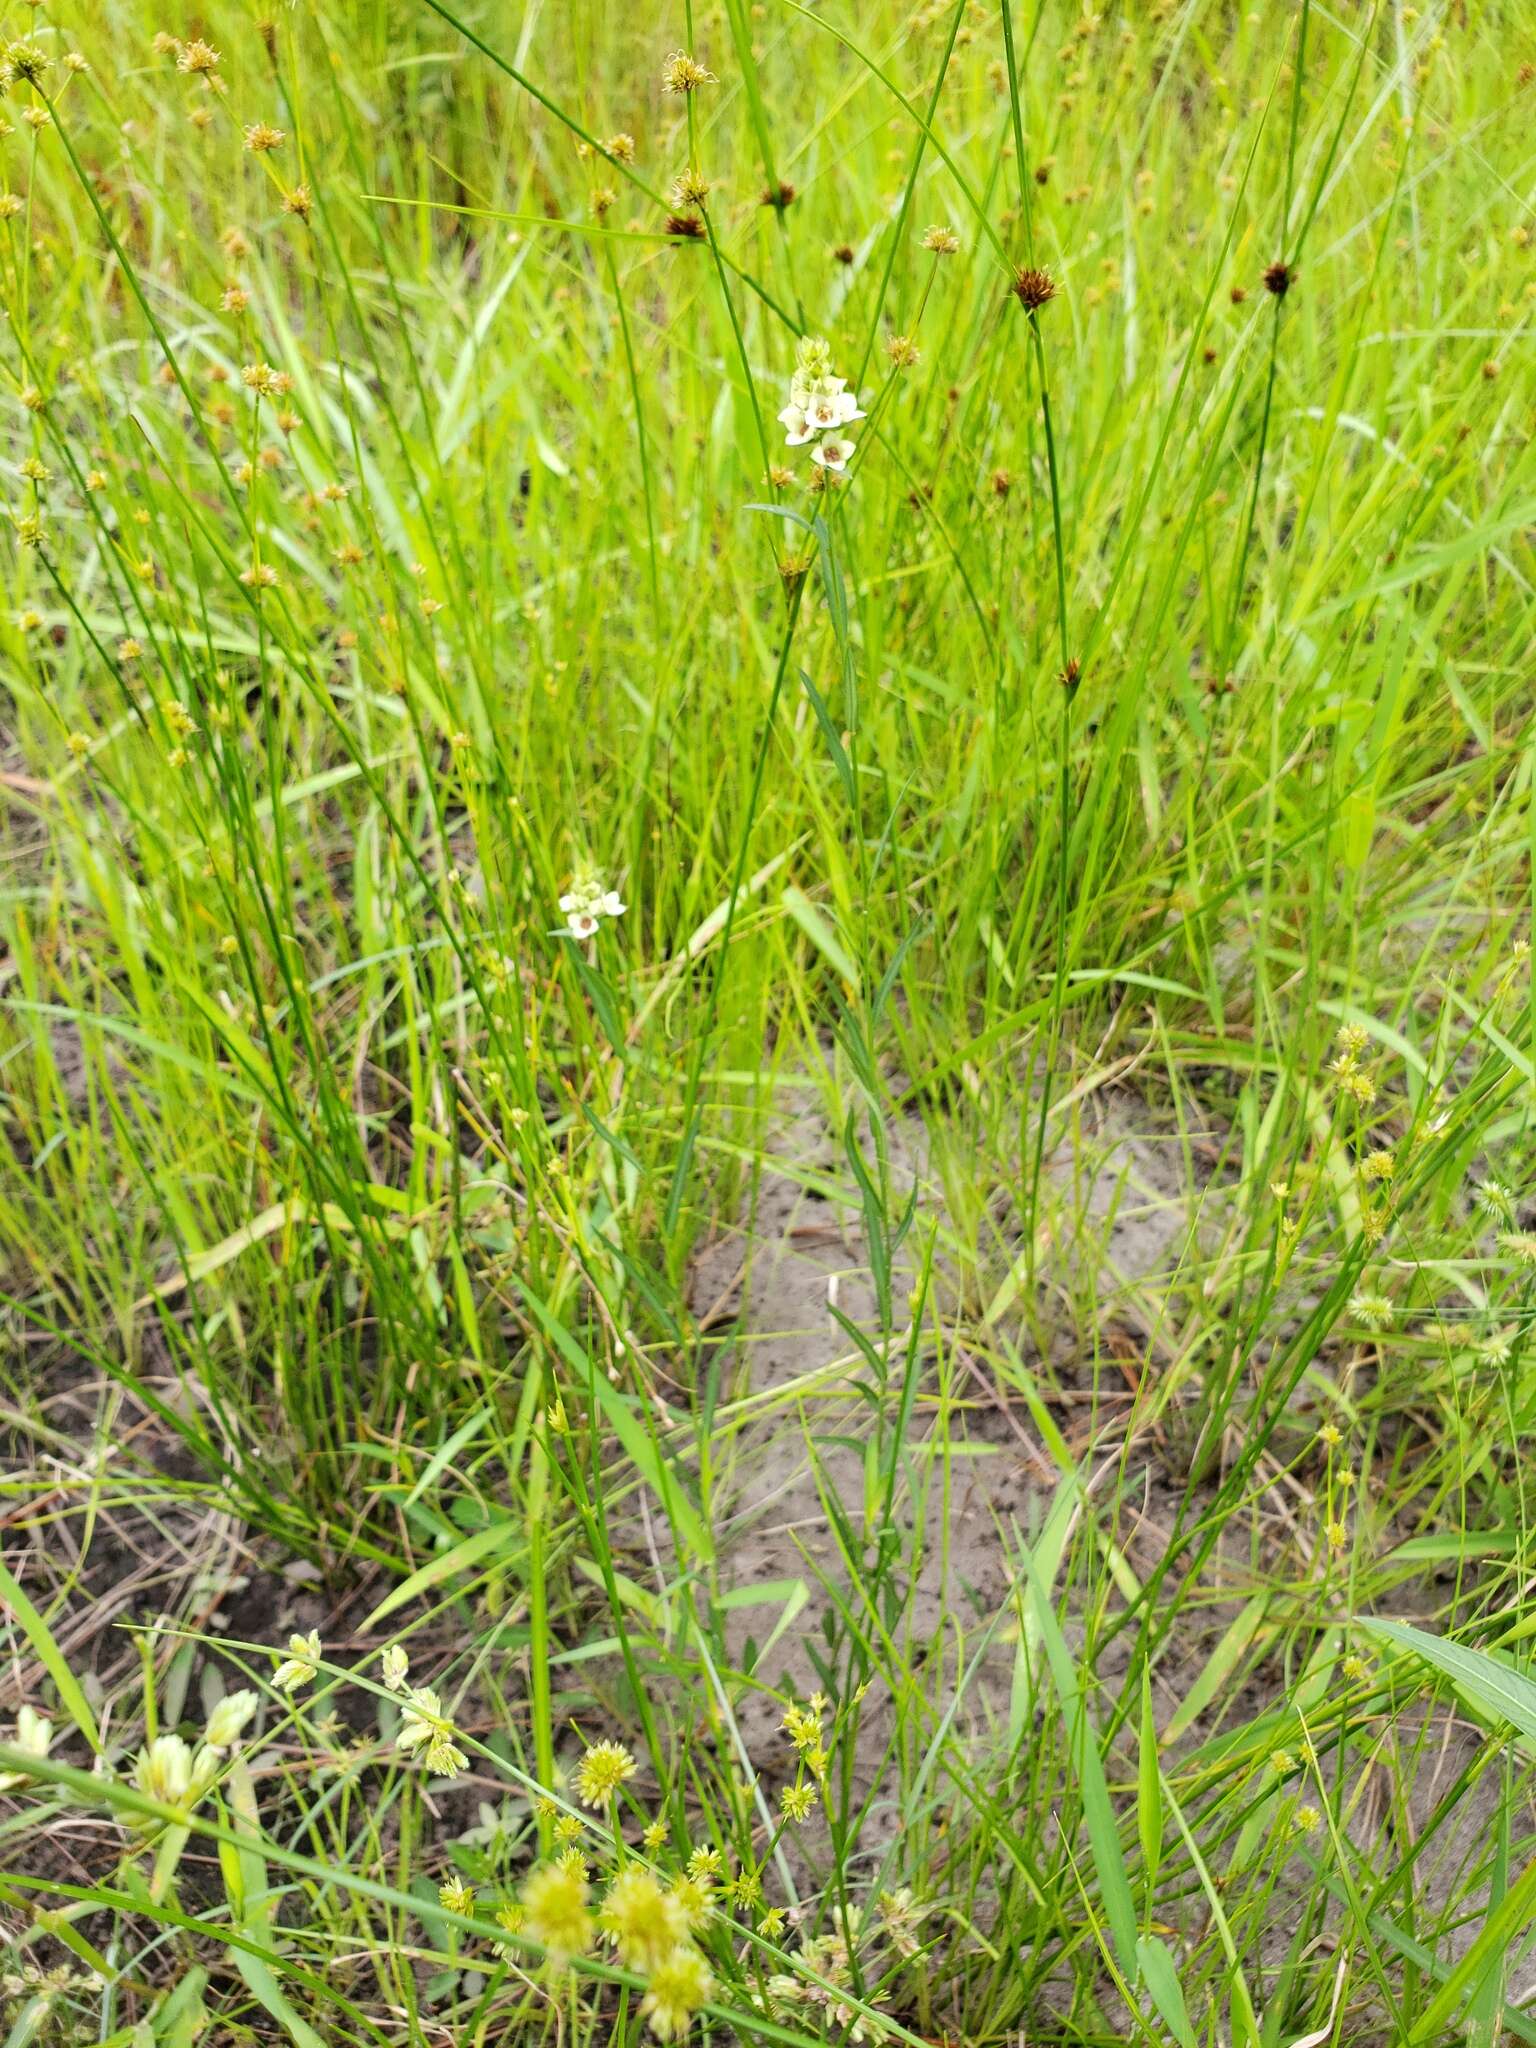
[133,1733,196,1807]
[0,1706,52,1792]
[272,1629,322,1692]
[789,371,847,409]
[396,1687,469,1778]
[203,1690,258,1751]
[804,388,863,433]
[558,873,625,940]
[783,337,863,472]
[811,437,855,473]
[778,400,815,446]
[380,1645,410,1693]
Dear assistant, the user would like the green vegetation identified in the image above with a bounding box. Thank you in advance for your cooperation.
[2,1,1535,2042]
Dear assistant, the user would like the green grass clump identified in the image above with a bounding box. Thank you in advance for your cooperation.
[3,0,1536,2042]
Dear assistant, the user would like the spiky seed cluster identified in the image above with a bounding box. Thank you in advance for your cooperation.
[780,1782,815,1820]
[520,1858,593,1966]
[764,1933,872,2038]
[177,38,221,75]
[5,42,49,84]
[665,213,705,239]
[1350,1291,1393,1331]
[640,1945,714,2041]
[1011,265,1057,313]
[1330,1024,1376,1108]
[922,225,960,255]
[661,51,714,94]
[574,1738,636,1807]
[760,181,796,210]
[598,1866,690,1970]
[1263,260,1293,296]
[879,1885,923,1957]
[670,168,710,209]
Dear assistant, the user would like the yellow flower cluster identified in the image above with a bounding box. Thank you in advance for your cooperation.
[517,1855,714,2039]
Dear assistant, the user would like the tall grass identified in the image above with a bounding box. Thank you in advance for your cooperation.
[2,1,1536,2043]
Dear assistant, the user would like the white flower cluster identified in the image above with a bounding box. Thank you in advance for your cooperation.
[558,871,626,941]
[778,335,863,475]
[129,1688,259,1832]
[381,1646,468,1776]
[0,1705,53,1792]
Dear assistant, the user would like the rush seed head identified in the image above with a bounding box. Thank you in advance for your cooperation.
[670,168,710,209]
[661,51,714,94]
[639,1944,714,2041]
[598,1866,689,1970]
[1011,265,1057,312]
[5,41,49,83]
[1263,259,1293,296]
[574,1738,636,1806]
[520,1859,593,1967]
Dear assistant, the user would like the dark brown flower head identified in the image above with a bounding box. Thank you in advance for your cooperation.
[1202,346,1217,365]
[665,212,706,239]
[1059,657,1082,695]
[1229,284,1247,304]
[760,181,796,210]
[1263,260,1293,297]
[1034,161,1052,185]
[832,243,854,266]
[991,468,1012,498]
[1011,265,1057,313]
